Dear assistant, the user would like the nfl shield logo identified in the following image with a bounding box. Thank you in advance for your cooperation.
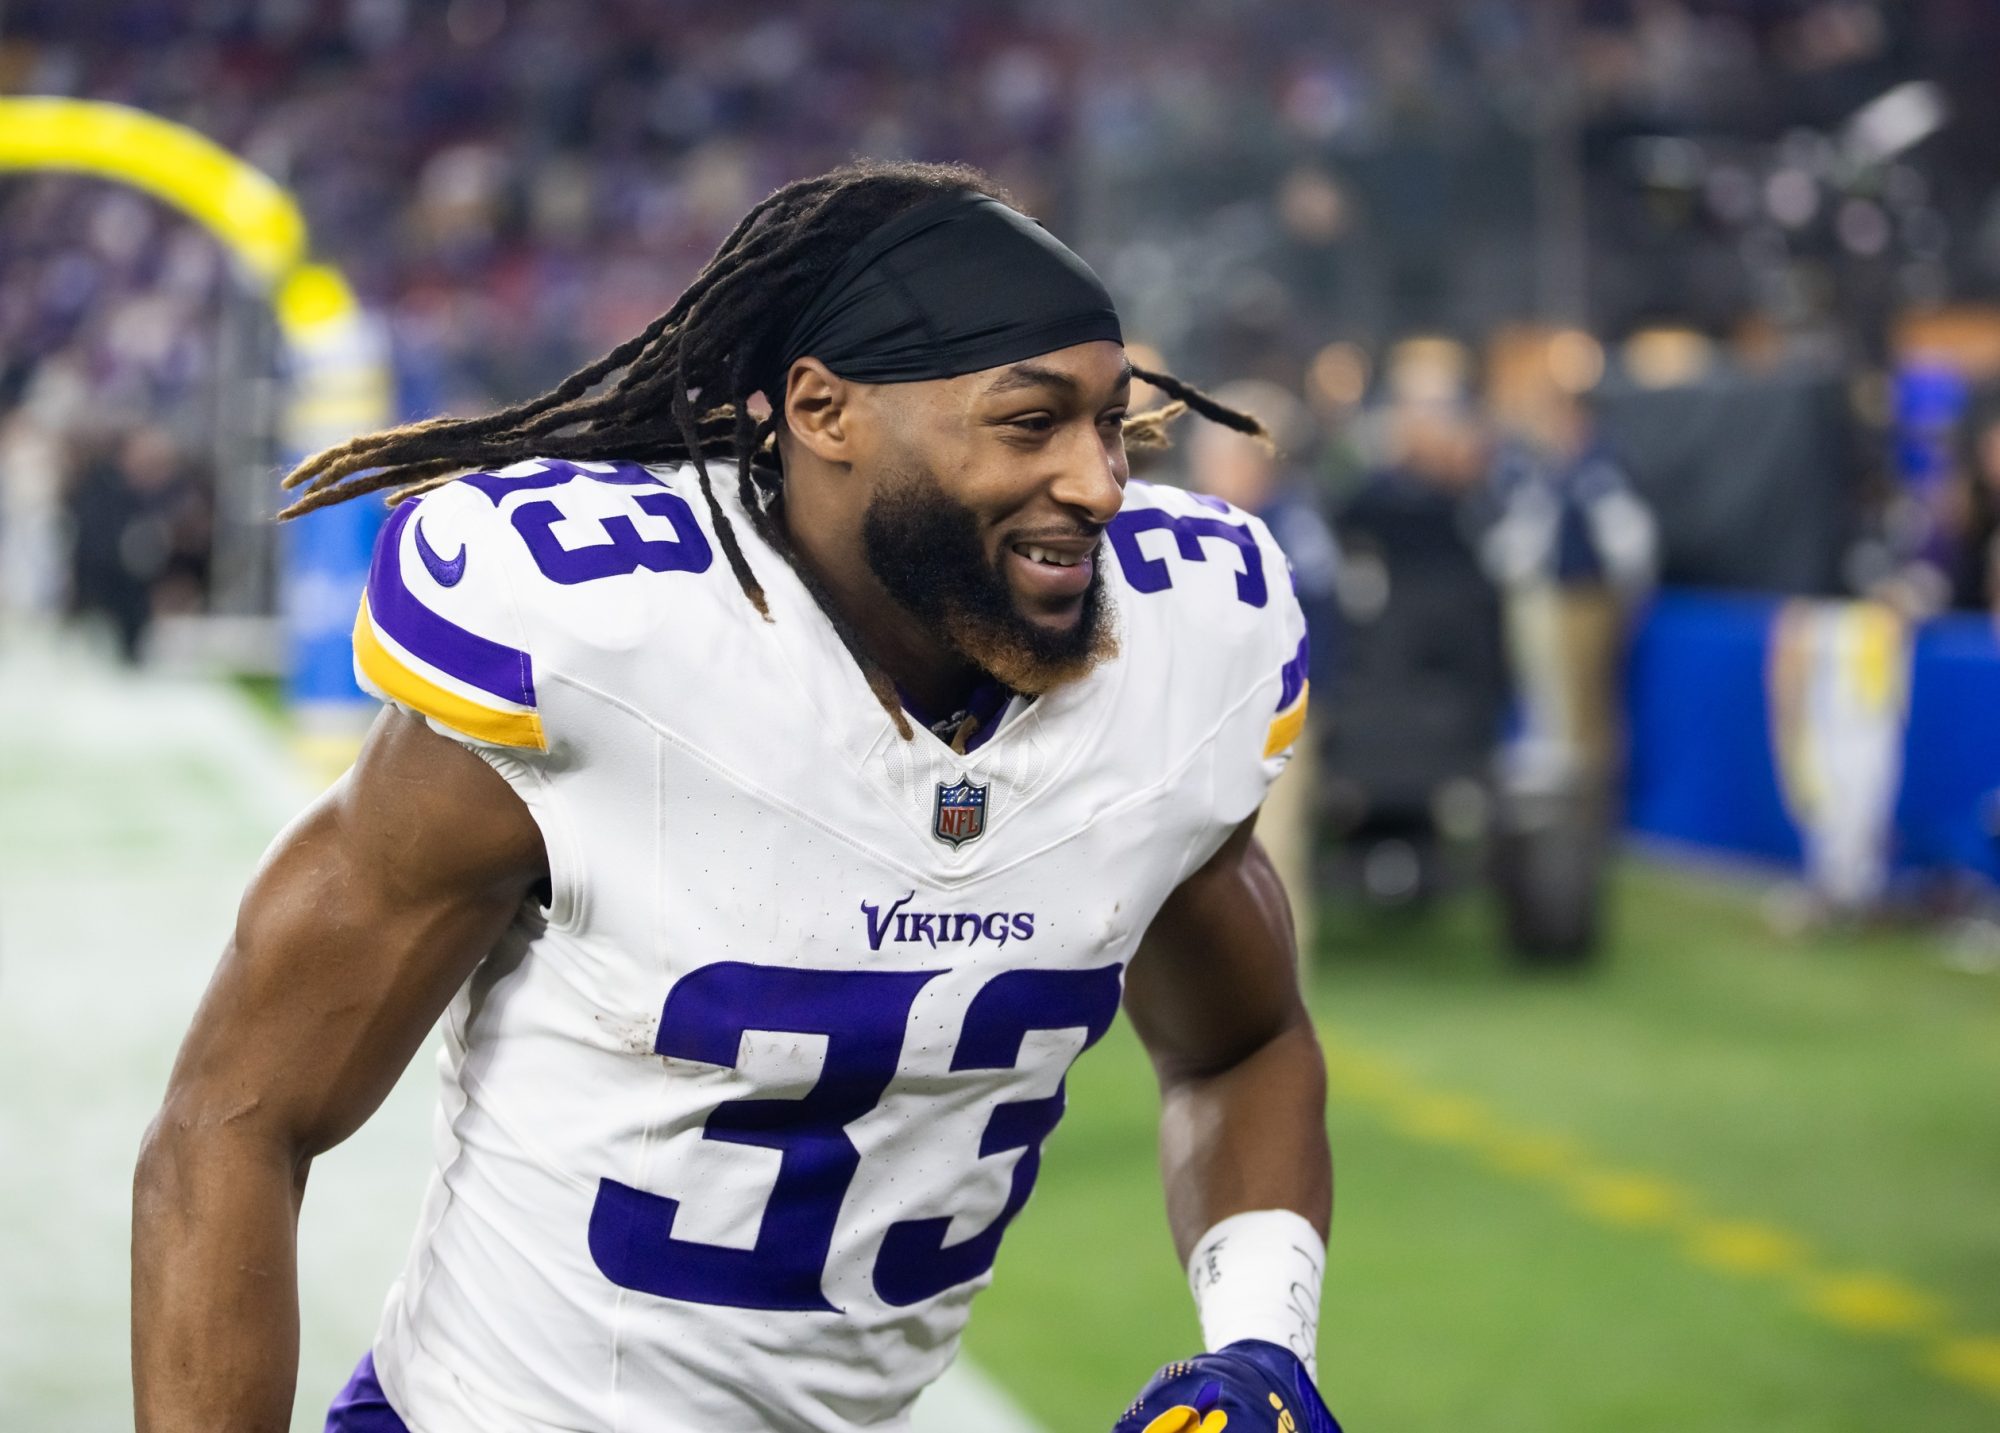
[932,778,989,848]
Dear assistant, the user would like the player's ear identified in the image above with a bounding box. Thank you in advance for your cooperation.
[783,358,855,464]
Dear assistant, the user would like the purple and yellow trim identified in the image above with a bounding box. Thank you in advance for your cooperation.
[1264,682,1309,758]
[354,597,546,750]
[1263,632,1311,758]
[1274,631,1309,712]
[366,501,537,709]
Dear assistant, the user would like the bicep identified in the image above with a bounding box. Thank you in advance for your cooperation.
[161,708,547,1157]
[1123,813,1309,1084]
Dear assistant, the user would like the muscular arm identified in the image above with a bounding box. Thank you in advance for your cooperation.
[132,709,547,1433]
[1124,816,1331,1261]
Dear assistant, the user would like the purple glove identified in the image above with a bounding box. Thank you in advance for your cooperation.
[1112,1340,1342,1433]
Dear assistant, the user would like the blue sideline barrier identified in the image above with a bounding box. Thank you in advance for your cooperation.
[1624,590,2000,880]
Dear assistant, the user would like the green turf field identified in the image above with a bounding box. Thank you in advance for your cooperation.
[968,865,2000,1432]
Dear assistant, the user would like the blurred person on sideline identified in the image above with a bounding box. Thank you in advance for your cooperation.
[1189,378,1341,959]
[1483,330,1656,816]
[0,410,69,625]
[1943,383,2000,617]
[1,349,94,629]
[65,424,208,663]
[1324,340,1508,904]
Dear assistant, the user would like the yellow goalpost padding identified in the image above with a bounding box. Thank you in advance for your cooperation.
[0,95,368,349]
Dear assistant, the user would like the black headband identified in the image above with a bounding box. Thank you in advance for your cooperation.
[762,191,1123,398]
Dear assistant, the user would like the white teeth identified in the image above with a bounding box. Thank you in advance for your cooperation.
[1019,544,1079,567]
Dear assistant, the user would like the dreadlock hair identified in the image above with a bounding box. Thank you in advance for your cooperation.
[278,159,1269,628]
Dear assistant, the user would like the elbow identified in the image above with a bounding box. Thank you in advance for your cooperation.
[1156,1010,1328,1097]
[133,1103,196,1241]
[1253,1015,1329,1111]
[1282,1011,1328,1079]
[134,1095,208,1217]
[134,1087,302,1224]
[1283,1015,1332,1092]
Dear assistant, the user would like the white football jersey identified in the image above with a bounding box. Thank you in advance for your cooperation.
[350,458,1309,1433]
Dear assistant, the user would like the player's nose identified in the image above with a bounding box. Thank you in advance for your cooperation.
[1047,433,1126,525]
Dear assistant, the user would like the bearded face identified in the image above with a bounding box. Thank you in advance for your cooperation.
[861,460,1117,696]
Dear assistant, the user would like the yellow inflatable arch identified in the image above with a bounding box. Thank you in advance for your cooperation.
[0,96,389,441]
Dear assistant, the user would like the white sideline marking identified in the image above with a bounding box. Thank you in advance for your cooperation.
[911,1356,1047,1433]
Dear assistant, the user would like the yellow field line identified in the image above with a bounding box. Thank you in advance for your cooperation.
[1318,1030,2000,1404]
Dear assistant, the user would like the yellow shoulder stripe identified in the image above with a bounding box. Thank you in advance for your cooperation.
[1263,682,1309,759]
[354,601,547,752]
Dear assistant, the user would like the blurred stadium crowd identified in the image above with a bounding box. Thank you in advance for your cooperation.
[8,0,2000,933]
[4,0,1999,605]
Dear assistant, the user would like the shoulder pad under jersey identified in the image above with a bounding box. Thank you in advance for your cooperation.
[1108,481,1311,780]
[353,457,744,752]
[352,471,547,751]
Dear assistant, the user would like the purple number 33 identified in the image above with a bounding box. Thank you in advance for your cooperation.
[513,488,714,585]
[1107,506,1267,607]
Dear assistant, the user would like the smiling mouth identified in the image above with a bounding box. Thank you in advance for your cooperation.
[1003,534,1100,610]
[1013,542,1087,568]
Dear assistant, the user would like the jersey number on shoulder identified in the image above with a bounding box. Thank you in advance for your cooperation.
[1108,505,1267,607]
[586,962,1121,1311]
[513,489,714,585]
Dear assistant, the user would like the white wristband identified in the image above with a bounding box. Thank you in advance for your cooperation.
[1186,1209,1325,1379]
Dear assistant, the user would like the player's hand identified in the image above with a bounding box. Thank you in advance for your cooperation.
[1112,1340,1342,1433]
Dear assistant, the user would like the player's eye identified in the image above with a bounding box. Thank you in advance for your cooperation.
[1005,413,1056,435]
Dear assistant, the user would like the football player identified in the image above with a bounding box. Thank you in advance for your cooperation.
[133,160,1335,1433]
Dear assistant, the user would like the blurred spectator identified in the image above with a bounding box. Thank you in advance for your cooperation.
[1943,384,2000,615]
[66,425,211,662]
[1484,329,1657,806]
[1322,340,1508,904]
[0,410,69,622]
[1768,597,1910,917]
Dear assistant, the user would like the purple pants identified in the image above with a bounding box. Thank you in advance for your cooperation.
[325,1351,411,1433]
